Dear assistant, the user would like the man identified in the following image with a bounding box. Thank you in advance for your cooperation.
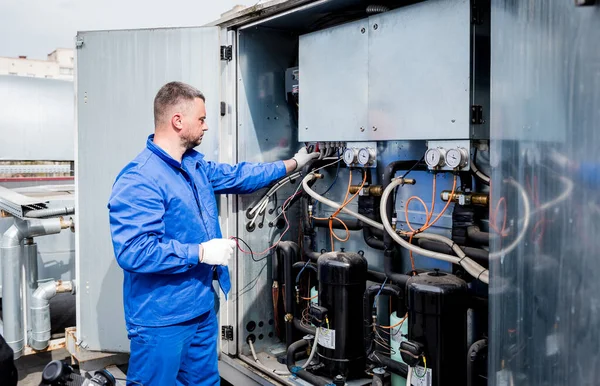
[108,81,318,386]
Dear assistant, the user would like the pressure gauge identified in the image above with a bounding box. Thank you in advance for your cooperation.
[357,147,376,166]
[425,148,445,168]
[445,148,469,169]
[343,148,359,166]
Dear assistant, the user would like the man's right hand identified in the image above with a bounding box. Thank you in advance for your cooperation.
[199,239,236,266]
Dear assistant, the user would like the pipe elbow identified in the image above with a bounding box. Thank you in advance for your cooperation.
[32,281,58,303]
[1,225,23,248]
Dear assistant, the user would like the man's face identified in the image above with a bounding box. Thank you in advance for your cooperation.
[180,98,208,150]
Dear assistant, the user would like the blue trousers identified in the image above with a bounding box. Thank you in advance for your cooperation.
[126,308,219,386]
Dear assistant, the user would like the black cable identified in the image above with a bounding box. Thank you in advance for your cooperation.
[237,262,269,298]
[231,236,269,262]
[114,378,143,386]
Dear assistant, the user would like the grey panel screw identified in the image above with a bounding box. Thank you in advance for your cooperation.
[360,127,365,132]
[373,24,378,30]
[373,126,378,131]
[361,28,366,34]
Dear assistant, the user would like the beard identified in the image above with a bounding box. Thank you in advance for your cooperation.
[181,133,202,150]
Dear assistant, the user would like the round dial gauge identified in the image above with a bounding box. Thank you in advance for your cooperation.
[357,147,375,166]
[446,148,469,168]
[343,148,358,165]
[425,148,445,168]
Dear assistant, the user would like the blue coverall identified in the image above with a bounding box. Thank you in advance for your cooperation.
[108,135,286,385]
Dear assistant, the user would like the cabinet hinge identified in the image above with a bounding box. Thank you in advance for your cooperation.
[220,46,233,61]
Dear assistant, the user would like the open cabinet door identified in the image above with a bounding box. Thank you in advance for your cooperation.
[75,26,230,353]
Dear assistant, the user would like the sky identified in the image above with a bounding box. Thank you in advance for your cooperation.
[0,0,258,60]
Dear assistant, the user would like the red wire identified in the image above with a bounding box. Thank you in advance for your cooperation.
[232,191,301,256]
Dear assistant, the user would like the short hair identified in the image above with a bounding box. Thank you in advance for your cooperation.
[153,82,205,126]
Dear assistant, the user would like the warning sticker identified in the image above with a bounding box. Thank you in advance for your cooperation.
[411,366,432,386]
[317,327,335,350]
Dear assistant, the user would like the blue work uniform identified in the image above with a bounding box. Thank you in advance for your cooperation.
[108,135,286,385]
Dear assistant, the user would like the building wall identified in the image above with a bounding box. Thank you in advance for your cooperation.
[0,48,73,81]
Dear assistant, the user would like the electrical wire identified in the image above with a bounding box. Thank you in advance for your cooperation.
[380,312,407,330]
[237,262,269,299]
[232,236,268,262]
[320,150,341,195]
[301,328,321,370]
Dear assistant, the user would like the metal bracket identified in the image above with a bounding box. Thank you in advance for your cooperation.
[220,45,233,61]
[471,105,484,125]
[76,36,84,49]
[222,325,234,341]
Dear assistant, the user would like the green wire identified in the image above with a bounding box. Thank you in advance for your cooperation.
[413,356,427,378]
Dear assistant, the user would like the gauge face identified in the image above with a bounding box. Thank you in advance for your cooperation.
[445,149,462,168]
[358,148,372,165]
[343,148,357,165]
[446,148,467,168]
[425,148,443,168]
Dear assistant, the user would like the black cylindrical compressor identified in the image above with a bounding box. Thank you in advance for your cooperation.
[407,270,468,386]
[317,251,367,379]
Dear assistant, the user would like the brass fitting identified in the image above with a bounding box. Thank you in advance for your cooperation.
[284,313,294,323]
[313,173,324,179]
[349,185,384,196]
[440,191,489,206]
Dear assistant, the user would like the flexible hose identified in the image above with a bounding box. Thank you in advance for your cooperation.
[381,179,489,283]
[248,339,290,375]
[301,328,320,370]
[366,5,390,14]
[470,162,490,185]
[303,174,489,283]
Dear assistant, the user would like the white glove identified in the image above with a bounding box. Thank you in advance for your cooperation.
[292,147,320,171]
[200,239,236,266]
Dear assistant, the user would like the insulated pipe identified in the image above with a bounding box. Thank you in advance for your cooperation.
[30,280,75,350]
[467,339,488,386]
[368,352,409,378]
[381,180,490,283]
[1,217,67,359]
[364,224,385,250]
[417,239,489,266]
[286,339,331,386]
[278,241,300,348]
[24,206,75,219]
[312,217,363,231]
[303,174,490,283]
[293,319,316,335]
[467,226,492,245]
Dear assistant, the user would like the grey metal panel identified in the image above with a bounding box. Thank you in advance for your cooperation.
[0,76,74,161]
[368,0,472,140]
[298,19,369,142]
[75,26,221,352]
[236,27,300,355]
[489,2,600,385]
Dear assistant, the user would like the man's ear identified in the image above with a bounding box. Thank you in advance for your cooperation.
[171,113,183,130]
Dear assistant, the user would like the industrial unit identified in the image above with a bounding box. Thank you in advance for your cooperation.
[1,0,598,385]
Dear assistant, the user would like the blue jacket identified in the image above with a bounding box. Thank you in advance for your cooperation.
[108,135,286,327]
